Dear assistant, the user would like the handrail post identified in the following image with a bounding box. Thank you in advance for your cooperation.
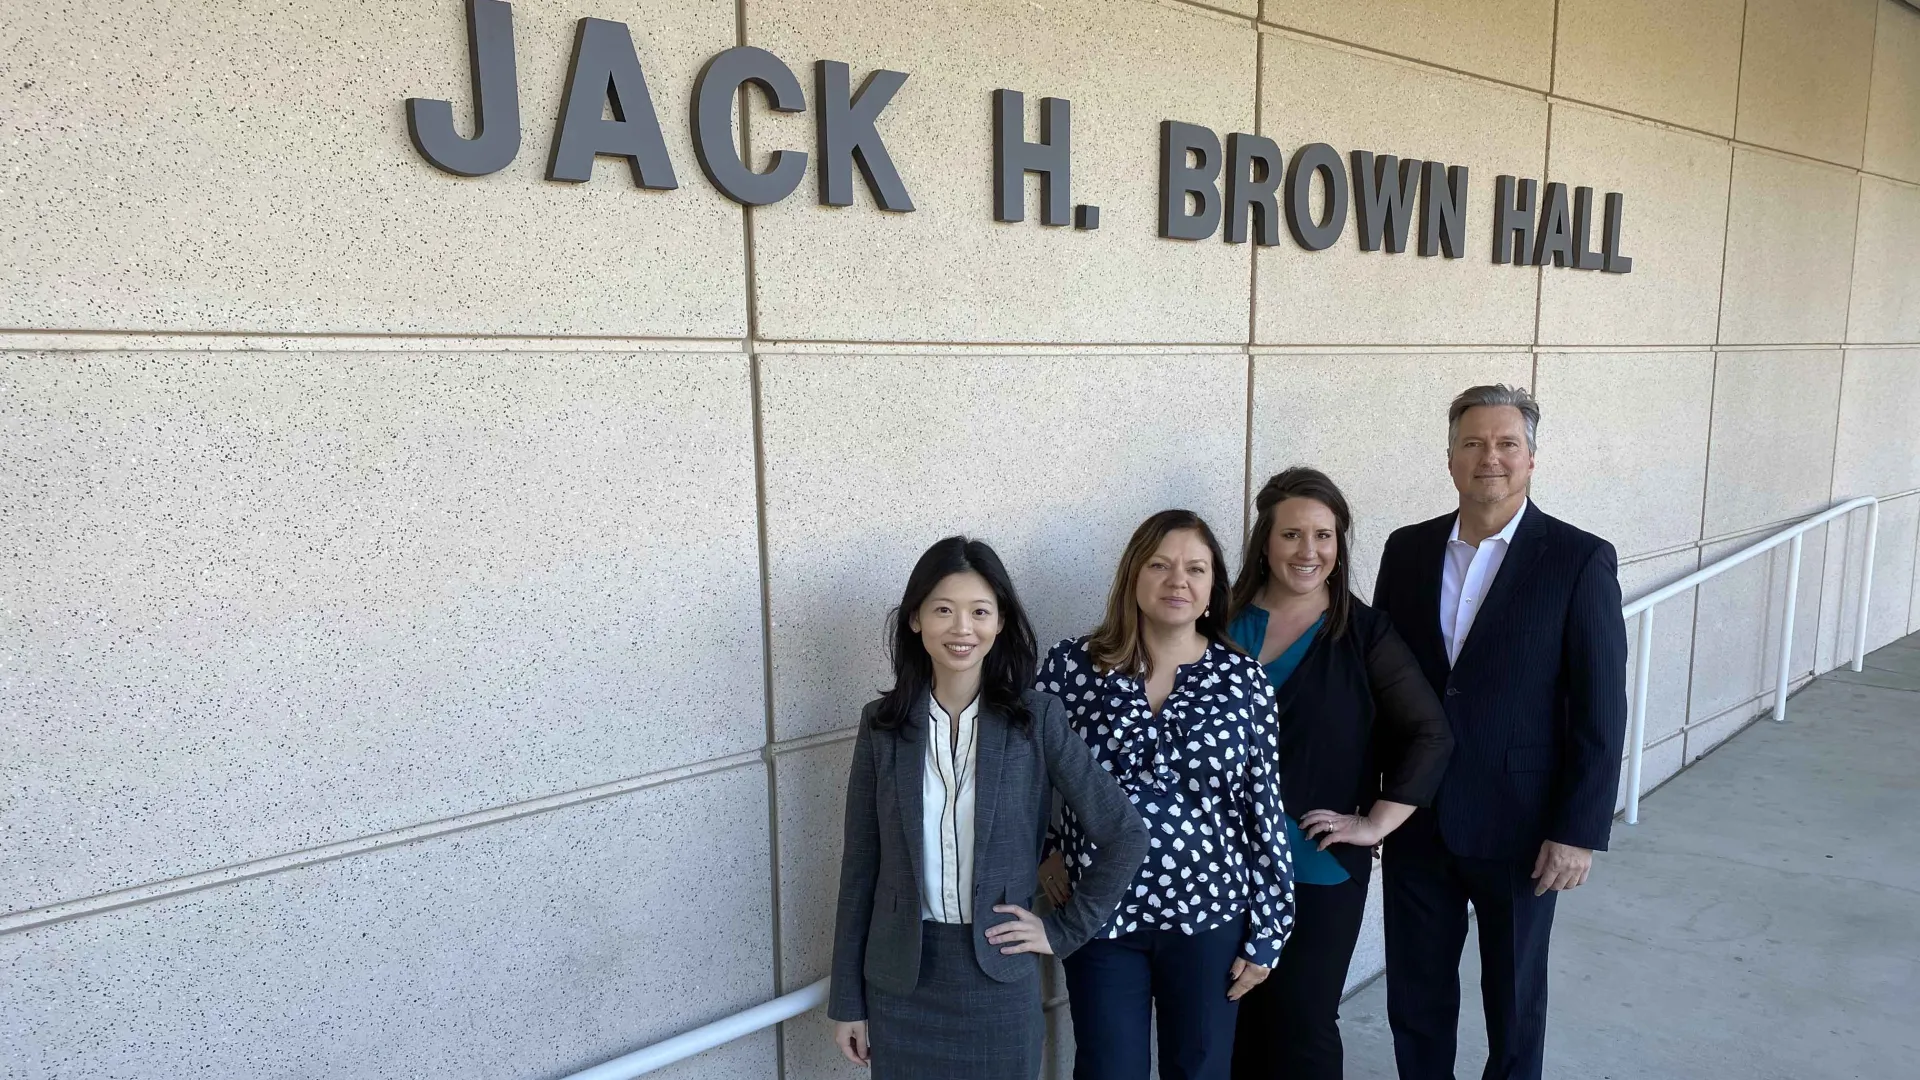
[1625,608,1654,825]
[1852,501,1880,672]
[1773,534,1802,722]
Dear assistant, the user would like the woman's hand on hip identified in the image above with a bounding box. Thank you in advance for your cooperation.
[833,1020,870,1066]
[1300,808,1386,851]
[1227,958,1270,1001]
[986,905,1054,955]
[1037,851,1073,906]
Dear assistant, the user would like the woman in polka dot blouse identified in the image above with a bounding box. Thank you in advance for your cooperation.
[1036,509,1296,1080]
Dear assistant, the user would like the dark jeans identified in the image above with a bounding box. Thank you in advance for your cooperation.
[1064,917,1247,1080]
[1384,814,1559,1080]
[1231,874,1370,1080]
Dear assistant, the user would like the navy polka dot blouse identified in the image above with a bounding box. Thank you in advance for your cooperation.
[1039,636,1296,968]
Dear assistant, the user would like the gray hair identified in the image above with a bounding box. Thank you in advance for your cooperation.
[1448,384,1540,452]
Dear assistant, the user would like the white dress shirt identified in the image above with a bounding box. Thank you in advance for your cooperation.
[920,693,980,924]
[1441,499,1528,666]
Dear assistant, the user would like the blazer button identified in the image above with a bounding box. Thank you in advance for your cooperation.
[1446,687,1460,696]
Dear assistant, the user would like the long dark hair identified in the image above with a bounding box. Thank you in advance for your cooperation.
[875,536,1038,731]
[1229,466,1354,640]
[1087,509,1236,678]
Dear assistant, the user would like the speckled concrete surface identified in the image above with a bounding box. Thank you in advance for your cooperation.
[1846,181,1920,344]
[0,348,764,914]
[1536,106,1732,347]
[1718,149,1862,346]
[1865,2,1920,184]
[1260,0,1556,90]
[1253,35,1546,346]
[1553,0,1747,136]
[1530,353,1716,554]
[746,0,1258,344]
[1735,0,1880,168]
[0,762,776,1080]
[756,348,1247,741]
[0,0,747,336]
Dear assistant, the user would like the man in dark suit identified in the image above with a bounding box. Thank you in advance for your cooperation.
[1371,384,1628,1080]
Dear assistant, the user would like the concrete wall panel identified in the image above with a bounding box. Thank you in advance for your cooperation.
[1537,106,1730,346]
[0,764,776,1080]
[1553,0,1745,136]
[1258,0,1554,89]
[1619,549,1704,750]
[1846,177,1920,343]
[1248,352,1534,600]
[1530,352,1714,558]
[758,349,1245,741]
[775,737,864,1080]
[746,0,1256,344]
[1689,529,1826,724]
[1735,0,1880,167]
[1865,0,1920,183]
[0,348,764,912]
[1701,350,1845,539]
[0,0,747,336]
[1823,492,1920,657]
[1254,35,1547,345]
[1833,349,1920,499]
[1719,151,1860,345]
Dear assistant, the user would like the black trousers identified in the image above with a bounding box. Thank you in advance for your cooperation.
[1230,873,1370,1080]
[1064,918,1245,1080]
[1382,814,1558,1080]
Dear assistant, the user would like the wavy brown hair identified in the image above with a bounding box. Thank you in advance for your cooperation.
[1228,467,1354,640]
[1087,509,1237,678]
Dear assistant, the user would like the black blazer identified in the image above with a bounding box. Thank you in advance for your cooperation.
[1372,502,1629,861]
[827,689,1148,1023]
[1263,599,1454,882]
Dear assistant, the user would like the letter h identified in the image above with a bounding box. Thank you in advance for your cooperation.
[994,89,1071,226]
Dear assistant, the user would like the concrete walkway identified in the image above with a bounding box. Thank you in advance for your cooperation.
[1338,631,1920,1080]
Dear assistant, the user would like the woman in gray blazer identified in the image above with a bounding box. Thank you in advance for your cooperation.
[829,536,1149,1079]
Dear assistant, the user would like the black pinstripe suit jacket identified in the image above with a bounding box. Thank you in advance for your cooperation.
[1372,502,1629,861]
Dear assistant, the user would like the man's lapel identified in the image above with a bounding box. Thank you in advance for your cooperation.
[1454,505,1550,672]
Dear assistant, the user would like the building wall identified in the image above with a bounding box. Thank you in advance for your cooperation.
[3,2,1918,1078]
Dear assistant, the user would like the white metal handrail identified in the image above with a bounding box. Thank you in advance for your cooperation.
[557,979,828,1080]
[1620,495,1880,824]
[568,497,1884,1078]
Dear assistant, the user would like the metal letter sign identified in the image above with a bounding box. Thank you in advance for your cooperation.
[1352,151,1420,253]
[1285,143,1349,251]
[402,5,1633,272]
[1159,121,1222,241]
[993,90,1077,227]
[407,0,521,176]
[816,61,914,211]
[693,47,809,206]
[1225,133,1284,246]
[548,18,677,187]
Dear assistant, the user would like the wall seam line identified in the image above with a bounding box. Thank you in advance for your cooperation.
[1244,26,1263,541]
[733,2,789,1074]
[0,749,768,938]
[1713,0,1745,351]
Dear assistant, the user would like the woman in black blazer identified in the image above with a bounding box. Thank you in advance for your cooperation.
[828,536,1148,1080]
[1225,468,1454,1080]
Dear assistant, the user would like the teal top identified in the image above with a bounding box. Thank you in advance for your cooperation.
[1228,606,1349,886]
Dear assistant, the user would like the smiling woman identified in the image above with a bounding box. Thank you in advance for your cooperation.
[828,536,1148,1080]
[1036,510,1297,1080]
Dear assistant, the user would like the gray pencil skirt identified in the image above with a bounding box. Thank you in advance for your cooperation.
[867,920,1044,1080]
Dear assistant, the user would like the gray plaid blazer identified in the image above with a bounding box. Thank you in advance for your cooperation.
[828,688,1148,1022]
